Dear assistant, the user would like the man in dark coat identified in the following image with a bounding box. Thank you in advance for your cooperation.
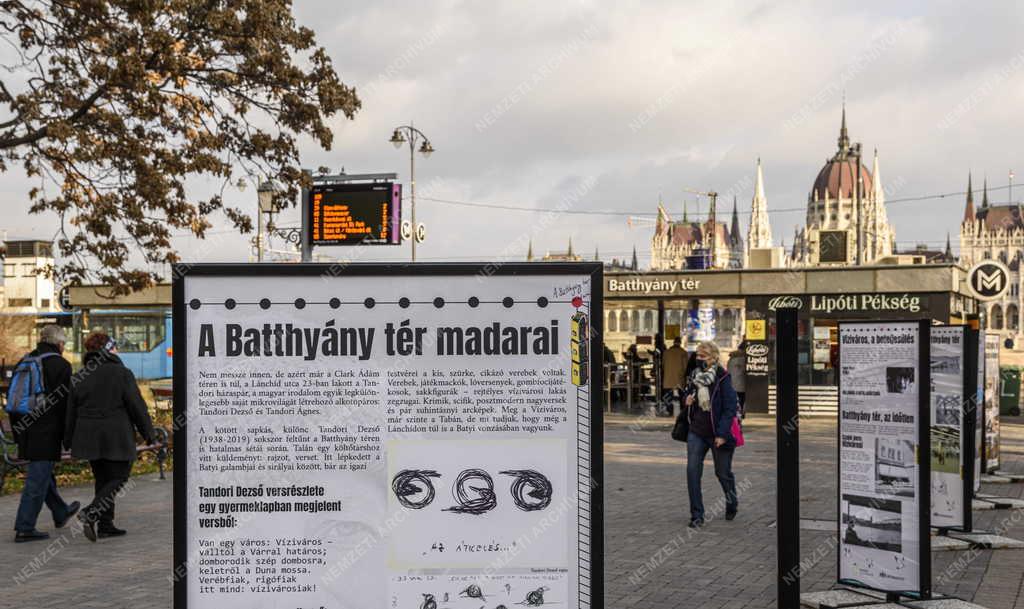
[10,325,80,542]
[66,332,155,541]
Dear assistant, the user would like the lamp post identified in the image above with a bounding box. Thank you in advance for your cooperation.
[256,179,278,263]
[851,142,863,265]
[389,124,434,262]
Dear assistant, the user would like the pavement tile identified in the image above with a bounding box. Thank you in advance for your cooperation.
[1,414,1023,608]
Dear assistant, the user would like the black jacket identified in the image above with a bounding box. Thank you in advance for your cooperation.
[9,342,72,461]
[65,351,155,462]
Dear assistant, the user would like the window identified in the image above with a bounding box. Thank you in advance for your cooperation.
[40,299,50,308]
[88,315,167,352]
[720,308,735,332]
[7,298,31,307]
[3,264,14,277]
[643,310,654,332]
[619,311,628,332]
[1008,304,1019,331]
[991,304,1004,330]
[607,311,617,332]
[21,264,36,277]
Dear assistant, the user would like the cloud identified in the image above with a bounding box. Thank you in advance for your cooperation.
[5,1,1024,269]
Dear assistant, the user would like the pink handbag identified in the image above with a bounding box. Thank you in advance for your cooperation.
[731,416,745,447]
[710,370,745,448]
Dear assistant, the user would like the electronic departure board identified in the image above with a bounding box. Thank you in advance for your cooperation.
[308,182,402,245]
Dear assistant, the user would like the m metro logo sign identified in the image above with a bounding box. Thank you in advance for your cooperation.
[968,260,1010,300]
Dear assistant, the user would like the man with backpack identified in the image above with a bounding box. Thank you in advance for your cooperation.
[7,325,80,542]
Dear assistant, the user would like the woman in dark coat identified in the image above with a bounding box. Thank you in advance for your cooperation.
[680,341,739,528]
[65,332,155,541]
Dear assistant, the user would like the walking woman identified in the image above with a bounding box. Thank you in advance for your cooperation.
[65,332,155,541]
[682,341,739,527]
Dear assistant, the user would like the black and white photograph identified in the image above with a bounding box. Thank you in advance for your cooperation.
[931,356,961,376]
[841,494,903,554]
[933,393,962,426]
[875,438,915,498]
[885,367,916,394]
[930,426,960,475]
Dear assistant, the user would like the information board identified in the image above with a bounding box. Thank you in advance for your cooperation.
[974,326,984,493]
[308,182,402,245]
[929,326,965,530]
[172,263,603,609]
[983,332,1001,472]
[838,321,930,596]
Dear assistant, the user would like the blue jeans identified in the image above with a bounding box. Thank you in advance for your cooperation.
[15,461,71,533]
[686,432,738,521]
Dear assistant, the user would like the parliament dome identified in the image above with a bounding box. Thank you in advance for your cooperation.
[812,158,873,200]
[810,105,872,200]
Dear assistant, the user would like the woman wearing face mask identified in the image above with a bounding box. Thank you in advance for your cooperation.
[682,341,739,527]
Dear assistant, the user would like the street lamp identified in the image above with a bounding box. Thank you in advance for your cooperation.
[851,143,862,265]
[255,179,282,262]
[389,129,406,149]
[389,124,434,261]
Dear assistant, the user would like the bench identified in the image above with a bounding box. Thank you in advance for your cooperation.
[0,416,170,494]
[151,385,174,411]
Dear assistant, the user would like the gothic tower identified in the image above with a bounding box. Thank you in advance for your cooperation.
[746,158,773,253]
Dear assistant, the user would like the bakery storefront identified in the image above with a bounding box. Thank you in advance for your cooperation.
[604,265,977,413]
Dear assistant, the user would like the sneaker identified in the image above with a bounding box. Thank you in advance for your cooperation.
[98,525,127,538]
[14,529,50,543]
[55,501,81,529]
[688,519,704,529]
[726,510,738,521]
[77,512,96,543]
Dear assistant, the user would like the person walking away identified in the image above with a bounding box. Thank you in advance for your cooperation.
[66,332,155,541]
[624,344,647,407]
[727,342,747,418]
[661,337,687,417]
[8,325,80,542]
[682,341,739,527]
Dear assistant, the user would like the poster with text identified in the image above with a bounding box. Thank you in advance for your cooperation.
[984,333,1000,473]
[929,326,964,529]
[172,264,602,609]
[974,327,984,492]
[838,321,929,595]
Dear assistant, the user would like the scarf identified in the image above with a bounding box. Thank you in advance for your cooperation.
[692,366,717,411]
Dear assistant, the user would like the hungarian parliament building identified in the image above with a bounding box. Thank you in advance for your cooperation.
[602,104,1019,352]
[960,175,1024,345]
[650,107,914,272]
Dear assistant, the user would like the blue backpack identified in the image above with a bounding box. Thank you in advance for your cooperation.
[5,352,59,415]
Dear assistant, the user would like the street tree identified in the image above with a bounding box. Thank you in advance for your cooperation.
[0,0,360,291]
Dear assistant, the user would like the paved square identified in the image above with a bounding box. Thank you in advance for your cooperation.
[2,415,1023,608]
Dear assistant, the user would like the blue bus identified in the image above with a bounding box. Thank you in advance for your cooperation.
[85,308,173,380]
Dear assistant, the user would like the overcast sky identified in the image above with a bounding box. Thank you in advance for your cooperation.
[5,1,1024,272]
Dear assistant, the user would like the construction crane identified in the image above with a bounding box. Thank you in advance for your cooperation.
[684,186,716,229]
[626,216,658,229]
[679,187,720,270]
